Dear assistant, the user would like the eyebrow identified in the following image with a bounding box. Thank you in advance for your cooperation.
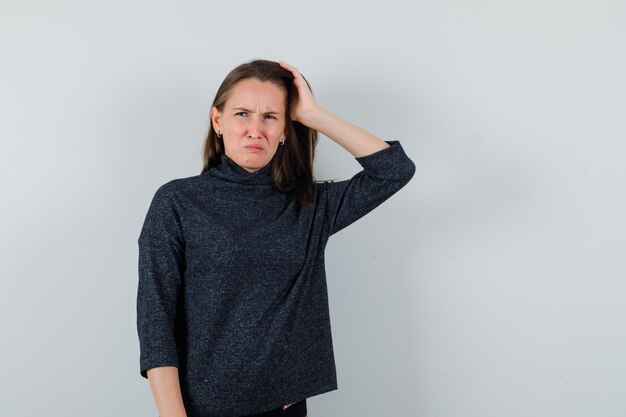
[232,107,279,115]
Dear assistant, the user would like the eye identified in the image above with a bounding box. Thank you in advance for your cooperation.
[264,114,277,120]
[235,111,247,117]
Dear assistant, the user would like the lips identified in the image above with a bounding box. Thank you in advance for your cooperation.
[245,145,263,151]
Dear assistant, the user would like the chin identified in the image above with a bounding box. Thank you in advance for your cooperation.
[243,155,269,165]
[240,159,270,172]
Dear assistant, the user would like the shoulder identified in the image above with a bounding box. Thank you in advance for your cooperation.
[153,173,207,199]
[312,179,331,193]
[313,178,347,193]
[311,179,346,206]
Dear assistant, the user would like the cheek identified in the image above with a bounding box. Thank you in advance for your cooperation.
[269,125,282,137]
[269,121,286,136]
[227,120,246,134]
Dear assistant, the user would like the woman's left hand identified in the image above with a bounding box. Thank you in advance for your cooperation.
[278,60,320,127]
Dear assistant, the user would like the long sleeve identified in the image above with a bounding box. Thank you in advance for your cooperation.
[136,182,186,379]
[324,140,416,236]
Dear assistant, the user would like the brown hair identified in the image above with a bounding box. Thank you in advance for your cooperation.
[201,59,318,209]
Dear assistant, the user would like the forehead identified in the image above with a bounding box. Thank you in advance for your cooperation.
[225,78,286,110]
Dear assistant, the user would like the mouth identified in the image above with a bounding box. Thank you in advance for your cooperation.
[244,145,264,152]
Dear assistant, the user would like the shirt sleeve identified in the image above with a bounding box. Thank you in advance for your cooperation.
[324,140,416,236]
[136,182,185,379]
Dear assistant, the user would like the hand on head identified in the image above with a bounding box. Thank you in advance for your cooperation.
[278,60,320,126]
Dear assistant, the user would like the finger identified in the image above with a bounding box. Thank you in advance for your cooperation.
[278,60,311,97]
[278,59,295,70]
[278,60,302,78]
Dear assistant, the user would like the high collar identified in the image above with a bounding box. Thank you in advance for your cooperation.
[207,153,274,185]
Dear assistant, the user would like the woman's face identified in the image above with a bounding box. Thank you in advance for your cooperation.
[211,78,287,173]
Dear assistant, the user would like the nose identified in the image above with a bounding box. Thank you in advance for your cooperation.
[247,115,263,139]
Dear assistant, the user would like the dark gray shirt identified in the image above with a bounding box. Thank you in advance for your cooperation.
[136,140,415,417]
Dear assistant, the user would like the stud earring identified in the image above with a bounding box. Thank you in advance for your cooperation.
[217,131,222,139]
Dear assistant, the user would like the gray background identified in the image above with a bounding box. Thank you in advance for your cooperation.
[1,1,625,416]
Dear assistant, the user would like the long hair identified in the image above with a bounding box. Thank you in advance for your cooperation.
[201,59,318,209]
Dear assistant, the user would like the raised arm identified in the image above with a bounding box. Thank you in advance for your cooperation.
[278,60,416,236]
[278,60,390,158]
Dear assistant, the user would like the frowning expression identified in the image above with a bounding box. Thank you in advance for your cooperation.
[211,78,287,173]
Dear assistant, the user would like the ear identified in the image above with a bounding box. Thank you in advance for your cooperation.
[210,107,222,133]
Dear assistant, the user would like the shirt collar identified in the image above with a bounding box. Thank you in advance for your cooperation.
[207,153,274,185]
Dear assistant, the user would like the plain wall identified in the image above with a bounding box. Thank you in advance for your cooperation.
[1,1,624,416]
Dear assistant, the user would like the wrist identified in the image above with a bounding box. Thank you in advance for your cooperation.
[298,105,329,131]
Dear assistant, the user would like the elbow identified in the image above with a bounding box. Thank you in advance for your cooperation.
[398,158,416,188]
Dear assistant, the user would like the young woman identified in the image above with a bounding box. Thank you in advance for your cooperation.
[137,59,416,417]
